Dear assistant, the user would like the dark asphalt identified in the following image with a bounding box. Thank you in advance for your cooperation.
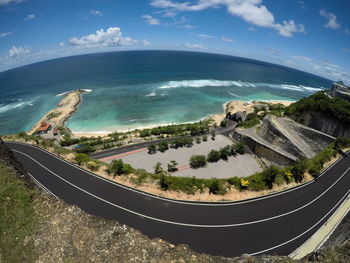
[89,119,236,159]
[7,141,350,257]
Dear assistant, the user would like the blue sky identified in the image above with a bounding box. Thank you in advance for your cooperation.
[0,0,349,83]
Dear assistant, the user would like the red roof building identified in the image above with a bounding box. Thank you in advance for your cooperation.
[37,121,51,133]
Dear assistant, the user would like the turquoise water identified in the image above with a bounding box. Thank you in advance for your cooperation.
[0,50,333,135]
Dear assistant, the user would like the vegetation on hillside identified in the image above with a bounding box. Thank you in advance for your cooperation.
[286,91,350,124]
[0,163,38,262]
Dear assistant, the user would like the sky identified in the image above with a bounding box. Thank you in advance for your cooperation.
[0,0,349,84]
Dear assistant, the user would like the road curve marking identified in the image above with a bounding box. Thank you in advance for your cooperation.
[7,141,348,207]
[249,189,350,256]
[12,149,350,228]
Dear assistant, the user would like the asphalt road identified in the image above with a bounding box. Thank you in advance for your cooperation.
[89,120,237,159]
[7,141,350,257]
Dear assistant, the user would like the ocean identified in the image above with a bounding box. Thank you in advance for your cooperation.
[0,50,333,135]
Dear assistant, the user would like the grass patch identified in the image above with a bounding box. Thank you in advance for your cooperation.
[0,163,38,262]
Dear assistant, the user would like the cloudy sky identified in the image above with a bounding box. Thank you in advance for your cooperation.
[0,0,349,83]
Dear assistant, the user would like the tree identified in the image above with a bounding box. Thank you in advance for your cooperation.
[157,141,169,152]
[202,135,208,142]
[211,130,216,140]
[147,144,157,154]
[234,142,244,154]
[195,137,201,144]
[189,155,207,169]
[291,159,308,183]
[154,162,164,174]
[219,147,230,161]
[220,119,227,127]
[108,159,133,177]
[75,153,90,165]
[261,166,279,189]
[167,160,178,172]
[86,161,99,171]
[207,150,221,162]
[159,174,170,190]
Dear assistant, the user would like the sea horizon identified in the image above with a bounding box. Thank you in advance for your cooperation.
[0,50,334,135]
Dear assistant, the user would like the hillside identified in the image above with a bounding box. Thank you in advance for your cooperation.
[1,137,350,262]
[286,92,350,137]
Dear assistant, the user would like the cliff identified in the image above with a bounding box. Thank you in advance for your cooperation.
[290,111,350,138]
[0,138,34,188]
[234,114,334,166]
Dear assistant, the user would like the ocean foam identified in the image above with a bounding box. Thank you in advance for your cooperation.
[157,79,323,94]
[0,100,34,113]
[56,89,92,97]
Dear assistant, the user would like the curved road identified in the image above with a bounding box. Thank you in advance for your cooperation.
[7,141,350,257]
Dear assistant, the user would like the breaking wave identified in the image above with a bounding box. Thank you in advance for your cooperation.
[0,99,34,114]
[156,79,323,93]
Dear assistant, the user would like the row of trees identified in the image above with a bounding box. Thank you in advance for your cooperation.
[147,135,211,154]
[189,142,245,169]
[139,121,211,138]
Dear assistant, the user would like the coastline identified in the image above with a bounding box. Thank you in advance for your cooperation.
[72,99,295,138]
[28,89,87,135]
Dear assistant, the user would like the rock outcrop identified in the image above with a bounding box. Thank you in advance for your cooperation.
[291,111,350,138]
[234,115,335,166]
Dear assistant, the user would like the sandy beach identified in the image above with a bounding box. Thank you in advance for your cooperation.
[28,90,86,135]
[73,100,296,137]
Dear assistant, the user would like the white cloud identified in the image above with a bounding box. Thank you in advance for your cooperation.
[288,55,350,84]
[150,0,305,37]
[298,0,305,10]
[24,14,35,21]
[9,46,29,58]
[320,9,340,29]
[220,36,234,42]
[248,26,256,31]
[0,0,25,6]
[143,39,150,46]
[142,14,161,25]
[0,31,14,38]
[193,33,214,39]
[90,10,103,16]
[59,42,65,47]
[68,27,134,48]
[178,24,196,29]
[185,43,204,49]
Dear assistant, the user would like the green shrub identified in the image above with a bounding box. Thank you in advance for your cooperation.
[147,144,157,154]
[74,153,90,165]
[220,119,227,127]
[167,160,178,172]
[202,135,208,142]
[189,155,207,169]
[107,159,134,177]
[157,141,169,152]
[291,158,308,183]
[234,142,245,154]
[207,150,221,163]
[209,179,226,195]
[154,162,164,174]
[195,137,201,144]
[261,166,280,189]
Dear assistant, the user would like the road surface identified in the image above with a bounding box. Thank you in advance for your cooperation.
[6,141,350,257]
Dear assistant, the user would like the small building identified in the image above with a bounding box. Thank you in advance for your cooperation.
[53,127,58,136]
[36,121,52,134]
